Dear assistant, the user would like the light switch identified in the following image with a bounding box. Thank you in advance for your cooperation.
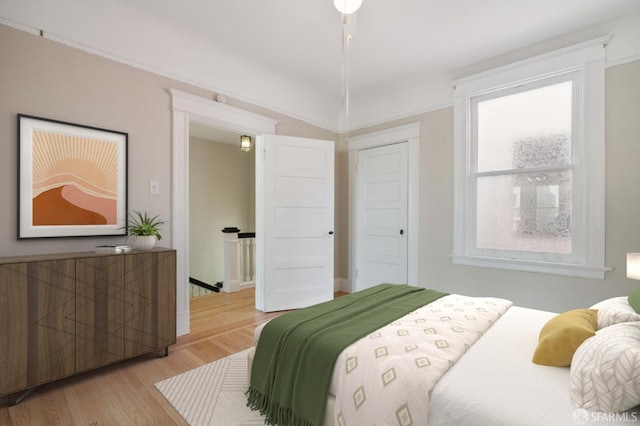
[149,180,160,194]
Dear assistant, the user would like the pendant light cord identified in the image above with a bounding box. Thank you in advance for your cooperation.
[342,14,351,119]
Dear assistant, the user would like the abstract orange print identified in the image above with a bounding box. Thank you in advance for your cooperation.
[31,130,118,226]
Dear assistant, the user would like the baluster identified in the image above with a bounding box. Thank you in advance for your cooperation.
[237,238,243,284]
[250,237,256,282]
[241,238,249,283]
[236,236,243,285]
[245,239,251,282]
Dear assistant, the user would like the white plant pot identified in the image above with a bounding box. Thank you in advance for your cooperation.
[132,235,157,251]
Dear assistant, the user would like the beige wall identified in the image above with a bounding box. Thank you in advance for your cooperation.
[0,24,340,275]
[189,137,255,285]
[346,60,640,312]
[1,24,174,255]
[4,21,639,313]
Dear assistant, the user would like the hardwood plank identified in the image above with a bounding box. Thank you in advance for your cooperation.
[48,389,75,426]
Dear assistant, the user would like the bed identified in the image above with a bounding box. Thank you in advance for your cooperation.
[247,284,640,426]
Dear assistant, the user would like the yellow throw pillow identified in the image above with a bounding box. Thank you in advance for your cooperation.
[532,309,598,367]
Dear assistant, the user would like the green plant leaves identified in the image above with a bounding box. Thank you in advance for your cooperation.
[127,210,166,240]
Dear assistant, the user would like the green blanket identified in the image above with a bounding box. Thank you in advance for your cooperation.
[246,283,447,426]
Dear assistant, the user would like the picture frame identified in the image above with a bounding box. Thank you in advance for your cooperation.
[18,114,128,239]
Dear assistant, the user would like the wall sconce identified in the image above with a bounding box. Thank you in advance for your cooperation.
[627,253,640,280]
[240,135,252,152]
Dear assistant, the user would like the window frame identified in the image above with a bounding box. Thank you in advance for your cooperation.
[452,38,610,279]
[470,72,579,263]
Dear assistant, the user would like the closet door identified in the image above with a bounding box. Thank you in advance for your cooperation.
[354,142,409,291]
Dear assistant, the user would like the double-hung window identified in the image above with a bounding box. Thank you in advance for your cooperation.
[452,39,610,278]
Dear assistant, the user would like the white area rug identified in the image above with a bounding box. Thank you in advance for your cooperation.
[155,349,266,425]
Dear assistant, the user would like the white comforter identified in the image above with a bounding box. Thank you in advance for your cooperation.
[330,294,512,426]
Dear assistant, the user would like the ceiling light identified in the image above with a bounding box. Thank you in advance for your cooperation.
[240,135,252,152]
[334,0,362,15]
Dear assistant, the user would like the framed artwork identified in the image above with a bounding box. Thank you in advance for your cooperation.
[18,114,128,239]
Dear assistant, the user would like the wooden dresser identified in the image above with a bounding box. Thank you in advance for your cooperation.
[0,247,176,400]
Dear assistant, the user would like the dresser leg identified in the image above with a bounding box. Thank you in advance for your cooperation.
[12,387,35,405]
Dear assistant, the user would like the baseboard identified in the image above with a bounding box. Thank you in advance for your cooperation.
[240,281,255,290]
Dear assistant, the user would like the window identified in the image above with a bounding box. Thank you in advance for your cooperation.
[452,39,610,278]
[474,75,574,258]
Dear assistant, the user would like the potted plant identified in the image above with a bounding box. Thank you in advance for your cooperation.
[126,210,166,250]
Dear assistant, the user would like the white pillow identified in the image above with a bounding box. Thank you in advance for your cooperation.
[570,322,640,412]
[590,297,640,329]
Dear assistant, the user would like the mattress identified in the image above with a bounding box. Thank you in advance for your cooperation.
[429,306,569,425]
[250,305,638,425]
[429,306,639,426]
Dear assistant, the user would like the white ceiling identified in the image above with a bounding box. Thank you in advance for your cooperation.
[2,1,640,132]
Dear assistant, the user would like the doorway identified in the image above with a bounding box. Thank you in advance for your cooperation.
[170,89,278,336]
[188,123,255,298]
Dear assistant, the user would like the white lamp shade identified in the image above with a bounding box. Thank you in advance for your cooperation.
[334,0,363,14]
[627,253,640,280]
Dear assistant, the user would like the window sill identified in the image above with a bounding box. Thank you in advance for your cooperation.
[451,254,612,279]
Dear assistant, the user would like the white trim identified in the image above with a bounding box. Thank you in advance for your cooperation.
[170,89,278,336]
[452,255,610,279]
[171,89,279,135]
[452,39,610,279]
[347,123,421,149]
[240,281,256,291]
[453,36,610,93]
[347,123,420,292]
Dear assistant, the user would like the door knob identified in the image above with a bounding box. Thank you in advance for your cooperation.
[400,229,404,235]
[329,231,334,235]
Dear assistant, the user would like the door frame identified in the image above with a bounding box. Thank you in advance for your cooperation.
[347,123,420,292]
[170,89,278,336]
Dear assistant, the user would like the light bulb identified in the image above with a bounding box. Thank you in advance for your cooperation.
[334,0,362,15]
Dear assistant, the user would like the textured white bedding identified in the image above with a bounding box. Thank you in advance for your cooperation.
[428,306,638,426]
[251,305,639,425]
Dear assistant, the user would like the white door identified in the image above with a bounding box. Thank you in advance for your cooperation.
[354,142,408,291]
[255,134,335,312]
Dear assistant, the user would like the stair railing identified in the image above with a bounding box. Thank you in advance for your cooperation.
[222,227,256,293]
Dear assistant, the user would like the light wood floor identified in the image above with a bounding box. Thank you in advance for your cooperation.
[0,289,286,425]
